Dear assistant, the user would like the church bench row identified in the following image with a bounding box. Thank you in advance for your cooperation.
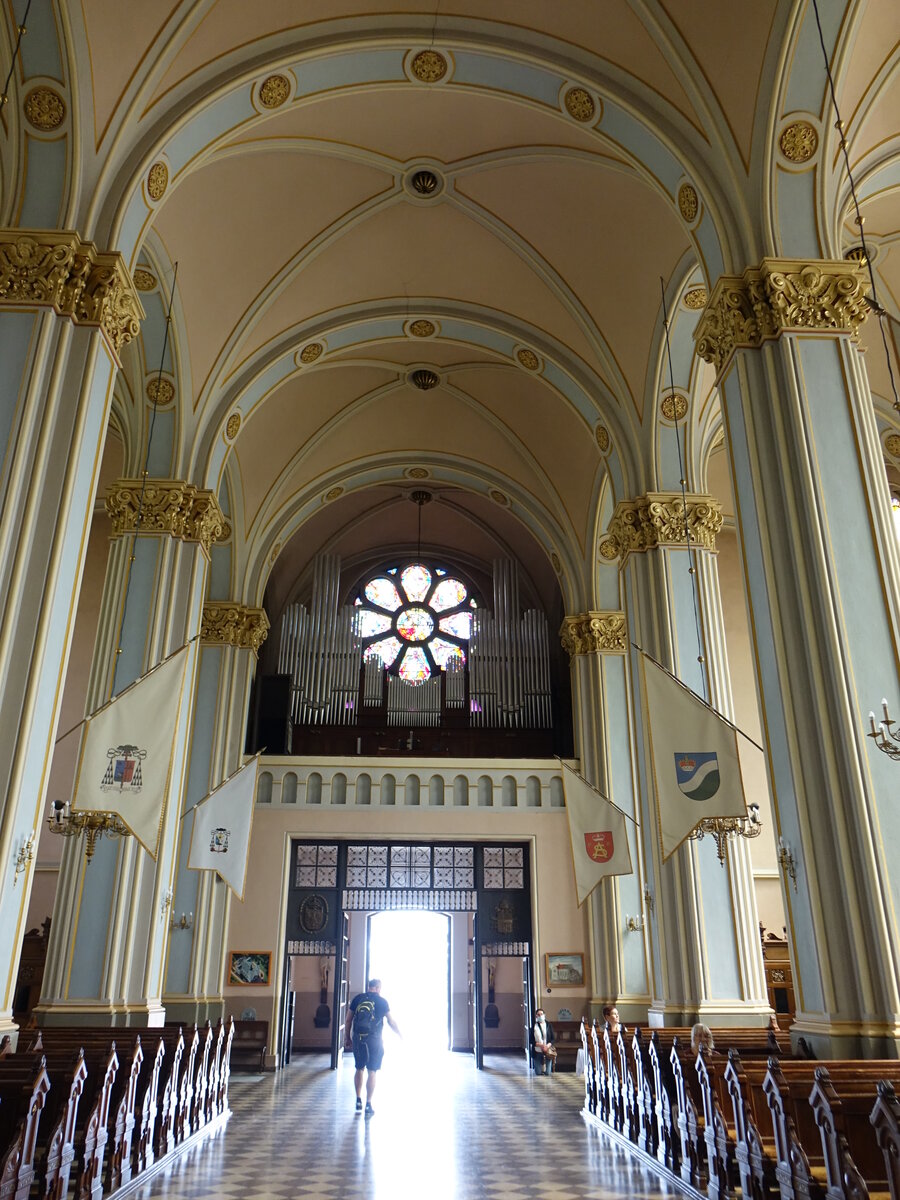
[0,1017,233,1200]
[580,1019,900,1200]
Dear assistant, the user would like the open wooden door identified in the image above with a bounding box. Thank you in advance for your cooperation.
[280,952,295,1066]
[473,912,483,1069]
[330,911,350,1069]
[522,955,534,1070]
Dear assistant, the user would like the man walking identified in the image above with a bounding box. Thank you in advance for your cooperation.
[344,978,400,1116]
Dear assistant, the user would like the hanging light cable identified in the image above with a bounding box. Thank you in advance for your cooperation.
[0,0,33,108]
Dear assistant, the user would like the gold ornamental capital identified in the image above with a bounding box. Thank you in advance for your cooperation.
[105,479,228,558]
[559,612,627,658]
[694,258,868,380]
[201,601,270,655]
[601,493,724,563]
[0,229,144,363]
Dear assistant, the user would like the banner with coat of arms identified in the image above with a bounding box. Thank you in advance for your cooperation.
[71,646,191,857]
[187,758,259,899]
[561,763,633,905]
[639,652,749,859]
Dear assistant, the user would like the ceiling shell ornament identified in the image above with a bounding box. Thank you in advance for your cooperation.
[23,86,66,131]
[563,86,597,123]
[604,493,724,562]
[257,73,291,109]
[146,377,175,406]
[133,269,156,291]
[146,162,169,201]
[694,259,869,379]
[660,392,688,421]
[405,467,430,479]
[226,413,241,440]
[409,49,449,83]
[595,425,610,453]
[201,601,270,656]
[407,319,436,338]
[298,342,323,364]
[516,347,541,371]
[409,368,440,390]
[489,489,509,506]
[779,120,818,164]
[683,286,708,309]
[678,183,699,223]
[559,612,627,657]
[324,486,344,502]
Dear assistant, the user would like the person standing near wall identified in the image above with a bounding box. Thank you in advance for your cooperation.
[344,978,401,1116]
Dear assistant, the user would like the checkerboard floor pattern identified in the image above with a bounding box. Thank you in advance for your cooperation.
[127,1050,679,1200]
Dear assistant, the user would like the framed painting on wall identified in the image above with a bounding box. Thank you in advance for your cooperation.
[545,952,584,987]
[228,951,271,986]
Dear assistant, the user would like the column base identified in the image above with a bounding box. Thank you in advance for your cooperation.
[0,1016,21,1051]
[790,1014,900,1059]
[646,1002,773,1028]
[33,1001,167,1028]
[162,997,225,1026]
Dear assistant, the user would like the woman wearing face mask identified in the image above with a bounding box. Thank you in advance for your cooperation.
[533,1008,557,1075]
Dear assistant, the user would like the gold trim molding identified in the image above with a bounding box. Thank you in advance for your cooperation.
[559,612,627,657]
[694,259,868,379]
[105,479,227,558]
[201,602,270,655]
[0,229,144,363]
[601,493,723,562]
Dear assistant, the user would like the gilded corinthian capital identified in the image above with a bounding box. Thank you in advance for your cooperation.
[105,479,228,558]
[600,493,723,563]
[201,601,270,655]
[0,229,144,362]
[559,612,627,658]
[694,258,868,379]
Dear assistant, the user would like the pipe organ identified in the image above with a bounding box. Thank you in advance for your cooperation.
[278,554,552,731]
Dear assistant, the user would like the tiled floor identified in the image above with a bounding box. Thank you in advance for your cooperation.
[128,1050,679,1200]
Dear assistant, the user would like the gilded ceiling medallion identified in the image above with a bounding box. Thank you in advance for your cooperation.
[147,378,174,405]
[779,121,818,163]
[599,538,618,561]
[226,413,241,440]
[406,467,430,479]
[551,552,562,574]
[258,74,290,109]
[885,434,900,459]
[678,183,699,223]
[410,368,439,390]
[516,348,540,370]
[661,392,688,421]
[564,87,595,122]
[409,168,441,196]
[133,268,157,291]
[683,286,708,309]
[489,489,509,506]
[299,342,323,363]
[270,541,282,564]
[409,319,436,337]
[324,486,344,502]
[24,86,65,131]
[147,162,168,201]
[410,50,447,82]
[595,425,610,453]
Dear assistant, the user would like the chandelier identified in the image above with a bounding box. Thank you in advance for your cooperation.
[689,803,762,865]
[867,701,900,761]
[48,799,130,863]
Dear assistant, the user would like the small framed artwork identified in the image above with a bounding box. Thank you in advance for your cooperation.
[228,951,271,986]
[545,952,585,987]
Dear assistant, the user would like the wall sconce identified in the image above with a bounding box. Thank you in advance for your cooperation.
[169,911,193,931]
[642,884,654,914]
[13,831,35,885]
[161,888,173,920]
[626,914,644,932]
[777,837,798,892]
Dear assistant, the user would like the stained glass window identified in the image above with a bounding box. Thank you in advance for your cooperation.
[354,560,475,684]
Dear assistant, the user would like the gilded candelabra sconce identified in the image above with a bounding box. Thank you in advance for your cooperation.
[161,888,173,920]
[777,837,798,892]
[13,831,35,885]
[689,802,762,865]
[170,911,194,931]
[625,914,644,933]
[867,700,900,760]
[47,798,130,863]
[642,885,654,914]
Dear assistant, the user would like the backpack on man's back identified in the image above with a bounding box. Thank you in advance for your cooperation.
[353,995,378,1039]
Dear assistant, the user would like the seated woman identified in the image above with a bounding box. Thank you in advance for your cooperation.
[602,1004,621,1036]
[690,1022,715,1055]
[532,1008,557,1075]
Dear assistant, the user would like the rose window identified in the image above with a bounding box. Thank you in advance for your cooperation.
[355,563,476,684]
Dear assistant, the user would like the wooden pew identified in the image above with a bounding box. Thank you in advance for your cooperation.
[33,1048,88,1200]
[229,1020,267,1072]
[0,1056,51,1200]
[580,1019,597,1115]
[810,1065,900,1200]
[870,1080,900,1200]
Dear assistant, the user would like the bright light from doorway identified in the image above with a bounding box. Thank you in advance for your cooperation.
[368,911,449,1051]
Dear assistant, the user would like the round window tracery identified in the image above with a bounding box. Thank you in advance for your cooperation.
[355,562,475,684]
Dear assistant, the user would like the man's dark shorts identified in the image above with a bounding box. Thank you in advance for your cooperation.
[353,1036,384,1071]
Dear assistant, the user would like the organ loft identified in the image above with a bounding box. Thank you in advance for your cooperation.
[0,2,899,1198]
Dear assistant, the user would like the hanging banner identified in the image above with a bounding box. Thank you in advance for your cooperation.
[187,758,259,899]
[561,763,633,905]
[640,653,748,859]
[71,646,191,858]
